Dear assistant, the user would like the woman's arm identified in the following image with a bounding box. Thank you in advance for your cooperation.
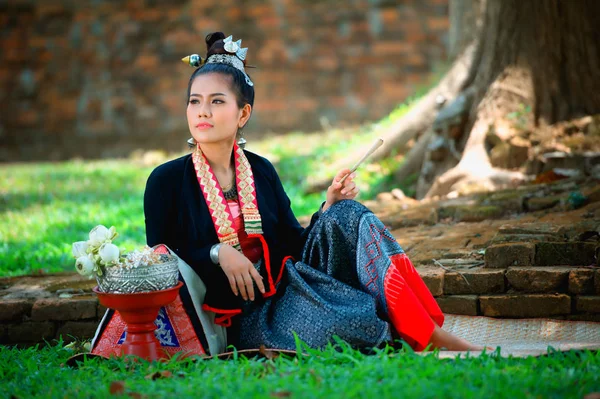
[144,167,177,249]
[144,165,219,283]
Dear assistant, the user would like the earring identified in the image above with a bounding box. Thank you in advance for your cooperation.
[187,137,197,148]
[237,130,247,149]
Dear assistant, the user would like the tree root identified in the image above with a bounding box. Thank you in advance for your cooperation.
[424,162,527,198]
[304,42,479,194]
[394,129,433,183]
[424,111,528,198]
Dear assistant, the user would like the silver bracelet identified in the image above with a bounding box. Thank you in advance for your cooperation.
[210,243,222,265]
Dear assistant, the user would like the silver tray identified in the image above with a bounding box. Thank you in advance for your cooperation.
[95,257,179,294]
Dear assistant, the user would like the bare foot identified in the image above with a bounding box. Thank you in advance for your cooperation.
[428,325,492,351]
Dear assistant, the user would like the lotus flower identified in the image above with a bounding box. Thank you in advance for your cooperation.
[89,225,111,247]
[71,241,89,258]
[75,255,95,276]
[99,242,120,264]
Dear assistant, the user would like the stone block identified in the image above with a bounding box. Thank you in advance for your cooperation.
[569,268,595,294]
[485,243,535,268]
[97,303,109,318]
[506,267,570,293]
[567,314,600,322]
[436,295,478,316]
[416,267,444,297]
[595,270,600,295]
[444,270,505,295]
[526,195,561,212]
[479,294,571,318]
[483,191,524,213]
[455,205,504,222]
[535,242,596,266]
[31,298,97,321]
[439,205,504,223]
[0,299,34,321]
[497,223,561,238]
[575,296,600,313]
[56,321,98,343]
[7,321,56,343]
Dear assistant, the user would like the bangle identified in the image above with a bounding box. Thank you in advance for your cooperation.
[210,243,222,265]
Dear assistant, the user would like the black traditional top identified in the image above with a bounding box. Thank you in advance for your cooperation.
[143,150,321,324]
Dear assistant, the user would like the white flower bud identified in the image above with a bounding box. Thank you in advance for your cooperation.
[89,225,110,246]
[99,243,120,264]
[71,241,89,258]
[108,226,118,241]
[75,255,95,276]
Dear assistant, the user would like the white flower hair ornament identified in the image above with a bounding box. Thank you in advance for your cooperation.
[181,35,254,87]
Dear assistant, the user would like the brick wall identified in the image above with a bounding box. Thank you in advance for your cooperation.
[0,0,449,162]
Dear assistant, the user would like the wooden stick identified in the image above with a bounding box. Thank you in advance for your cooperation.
[339,138,384,184]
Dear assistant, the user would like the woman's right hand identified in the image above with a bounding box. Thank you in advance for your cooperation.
[218,244,265,301]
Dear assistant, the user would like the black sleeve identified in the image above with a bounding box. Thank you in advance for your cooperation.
[267,160,321,258]
[144,166,177,250]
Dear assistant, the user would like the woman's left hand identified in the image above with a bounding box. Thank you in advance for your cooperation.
[323,168,359,212]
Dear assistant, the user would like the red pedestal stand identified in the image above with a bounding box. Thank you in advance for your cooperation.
[93,282,183,361]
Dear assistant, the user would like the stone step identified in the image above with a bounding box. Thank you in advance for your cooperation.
[505,267,572,293]
[485,242,597,268]
[479,294,571,318]
[443,269,505,295]
[416,265,600,296]
[2,270,600,346]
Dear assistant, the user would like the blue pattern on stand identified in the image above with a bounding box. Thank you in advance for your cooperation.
[117,307,180,347]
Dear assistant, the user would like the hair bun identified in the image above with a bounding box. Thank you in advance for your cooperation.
[205,32,226,52]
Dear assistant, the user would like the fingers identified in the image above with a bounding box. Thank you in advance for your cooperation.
[250,267,266,295]
[229,268,264,300]
[235,274,248,301]
[226,273,238,297]
[343,185,360,199]
[242,272,255,301]
[333,168,352,189]
[220,247,266,300]
[340,181,356,195]
[326,169,359,207]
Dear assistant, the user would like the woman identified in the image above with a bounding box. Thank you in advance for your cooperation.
[92,32,482,358]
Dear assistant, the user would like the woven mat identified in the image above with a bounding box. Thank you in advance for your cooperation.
[434,314,600,358]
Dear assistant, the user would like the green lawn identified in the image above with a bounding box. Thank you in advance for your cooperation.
[1,342,598,399]
[0,160,151,276]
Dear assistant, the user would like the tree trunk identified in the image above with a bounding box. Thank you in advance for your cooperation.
[424,0,600,198]
[448,0,484,60]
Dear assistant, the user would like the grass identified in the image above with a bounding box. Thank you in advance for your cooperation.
[1,341,598,398]
[0,160,152,276]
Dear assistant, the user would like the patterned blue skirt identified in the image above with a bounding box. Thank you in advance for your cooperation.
[238,200,401,350]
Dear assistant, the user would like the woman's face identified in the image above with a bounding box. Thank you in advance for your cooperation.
[186,73,251,147]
